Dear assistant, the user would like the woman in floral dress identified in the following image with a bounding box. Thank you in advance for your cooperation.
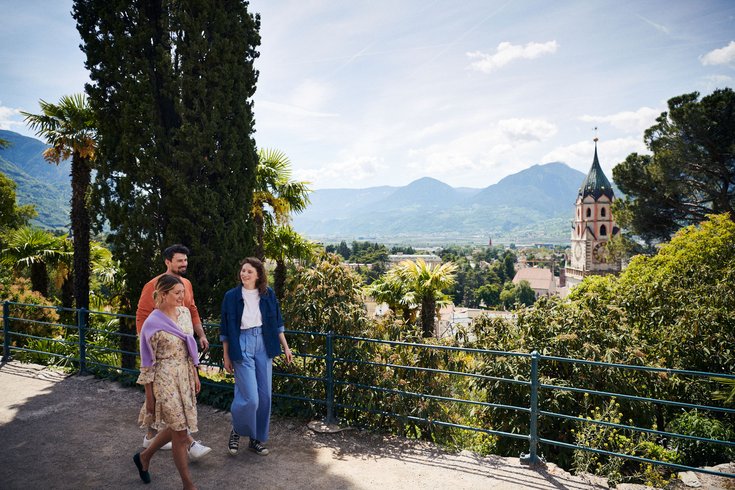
[133,274,200,489]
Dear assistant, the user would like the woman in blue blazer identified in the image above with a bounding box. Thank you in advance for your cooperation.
[220,257,293,456]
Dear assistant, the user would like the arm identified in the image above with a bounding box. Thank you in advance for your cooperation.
[144,383,155,413]
[274,292,292,363]
[222,339,233,373]
[192,361,201,394]
[185,279,208,350]
[278,332,293,364]
[135,280,155,334]
[193,322,209,351]
[220,294,233,373]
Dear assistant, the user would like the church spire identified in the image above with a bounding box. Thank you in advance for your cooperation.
[578,137,614,200]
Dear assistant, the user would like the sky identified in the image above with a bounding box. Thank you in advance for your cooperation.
[1,1,734,189]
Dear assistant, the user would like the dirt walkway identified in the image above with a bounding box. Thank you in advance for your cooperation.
[0,361,611,489]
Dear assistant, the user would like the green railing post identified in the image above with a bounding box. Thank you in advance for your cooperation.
[2,301,10,362]
[521,350,542,465]
[325,331,338,424]
[78,307,88,374]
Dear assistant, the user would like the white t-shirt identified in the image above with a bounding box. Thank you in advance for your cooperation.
[240,287,262,329]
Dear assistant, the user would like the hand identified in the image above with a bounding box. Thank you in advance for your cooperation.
[198,335,209,352]
[283,346,293,364]
[194,374,201,394]
[223,357,233,374]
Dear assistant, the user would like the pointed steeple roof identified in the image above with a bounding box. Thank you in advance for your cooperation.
[578,138,614,200]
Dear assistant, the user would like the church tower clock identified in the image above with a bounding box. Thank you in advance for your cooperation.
[565,138,621,287]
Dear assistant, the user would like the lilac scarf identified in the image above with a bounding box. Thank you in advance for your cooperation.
[139,309,199,368]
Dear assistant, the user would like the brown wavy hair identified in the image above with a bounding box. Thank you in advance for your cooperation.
[238,257,267,295]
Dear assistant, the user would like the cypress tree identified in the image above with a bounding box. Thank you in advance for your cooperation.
[73,1,260,319]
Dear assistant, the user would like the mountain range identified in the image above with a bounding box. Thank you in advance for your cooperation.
[1,129,593,244]
[293,163,587,245]
[0,130,71,229]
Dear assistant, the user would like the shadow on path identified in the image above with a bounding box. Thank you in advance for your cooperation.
[0,361,606,489]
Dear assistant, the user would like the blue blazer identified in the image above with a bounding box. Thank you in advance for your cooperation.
[220,285,284,360]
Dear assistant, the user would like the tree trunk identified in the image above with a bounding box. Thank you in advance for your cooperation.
[60,274,75,329]
[421,294,435,338]
[30,262,48,297]
[254,213,265,261]
[71,154,92,310]
[61,275,74,309]
[274,259,286,301]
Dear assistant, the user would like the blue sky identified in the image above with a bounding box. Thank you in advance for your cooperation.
[1,1,734,189]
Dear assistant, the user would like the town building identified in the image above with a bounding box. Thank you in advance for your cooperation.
[512,267,557,297]
[387,253,442,268]
[564,139,621,288]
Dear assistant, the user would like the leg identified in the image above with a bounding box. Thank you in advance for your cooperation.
[171,429,196,490]
[140,427,173,469]
[253,338,273,443]
[231,332,259,439]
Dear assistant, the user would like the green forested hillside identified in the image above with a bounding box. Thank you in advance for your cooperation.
[0,130,70,230]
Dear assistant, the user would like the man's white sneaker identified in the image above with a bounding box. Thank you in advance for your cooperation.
[188,440,212,460]
[143,434,172,450]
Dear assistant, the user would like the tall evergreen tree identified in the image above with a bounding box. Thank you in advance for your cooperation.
[73,0,261,319]
[613,88,735,243]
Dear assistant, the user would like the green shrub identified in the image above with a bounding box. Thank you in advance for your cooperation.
[666,410,734,467]
[572,398,678,488]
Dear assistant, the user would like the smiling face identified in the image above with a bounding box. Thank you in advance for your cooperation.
[240,263,259,290]
[165,253,188,276]
[161,283,185,308]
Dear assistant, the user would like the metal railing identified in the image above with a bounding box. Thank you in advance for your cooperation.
[2,300,734,482]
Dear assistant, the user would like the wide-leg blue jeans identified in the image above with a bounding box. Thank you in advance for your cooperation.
[231,327,272,442]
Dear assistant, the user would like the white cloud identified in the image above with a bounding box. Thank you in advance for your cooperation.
[0,104,25,131]
[703,74,733,84]
[579,107,661,134]
[701,41,735,66]
[498,118,557,142]
[298,155,388,187]
[467,40,558,73]
[405,119,559,186]
[637,15,670,35]
[289,79,333,111]
[542,138,646,176]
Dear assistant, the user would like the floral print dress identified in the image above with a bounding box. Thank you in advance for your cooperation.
[137,306,198,432]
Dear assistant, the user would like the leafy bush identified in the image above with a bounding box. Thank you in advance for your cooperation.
[572,398,678,488]
[666,410,735,467]
[0,278,61,350]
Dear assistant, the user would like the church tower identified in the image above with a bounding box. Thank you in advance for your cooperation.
[565,138,621,287]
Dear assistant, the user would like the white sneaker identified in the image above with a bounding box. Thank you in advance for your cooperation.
[188,440,212,460]
[143,434,172,450]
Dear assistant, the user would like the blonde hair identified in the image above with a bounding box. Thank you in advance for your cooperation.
[153,274,183,307]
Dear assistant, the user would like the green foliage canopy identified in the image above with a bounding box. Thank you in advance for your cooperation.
[0,172,36,232]
[613,88,735,243]
[73,0,261,315]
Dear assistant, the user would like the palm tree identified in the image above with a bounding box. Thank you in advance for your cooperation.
[1,226,70,296]
[366,272,415,323]
[264,224,316,300]
[252,148,311,261]
[89,241,128,311]
[22,93,97,310]
[390,259,457,338]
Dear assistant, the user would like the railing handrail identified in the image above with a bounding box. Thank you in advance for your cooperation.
[2,299,734,482]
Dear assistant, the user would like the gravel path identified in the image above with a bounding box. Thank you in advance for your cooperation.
[0,360,613,489]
